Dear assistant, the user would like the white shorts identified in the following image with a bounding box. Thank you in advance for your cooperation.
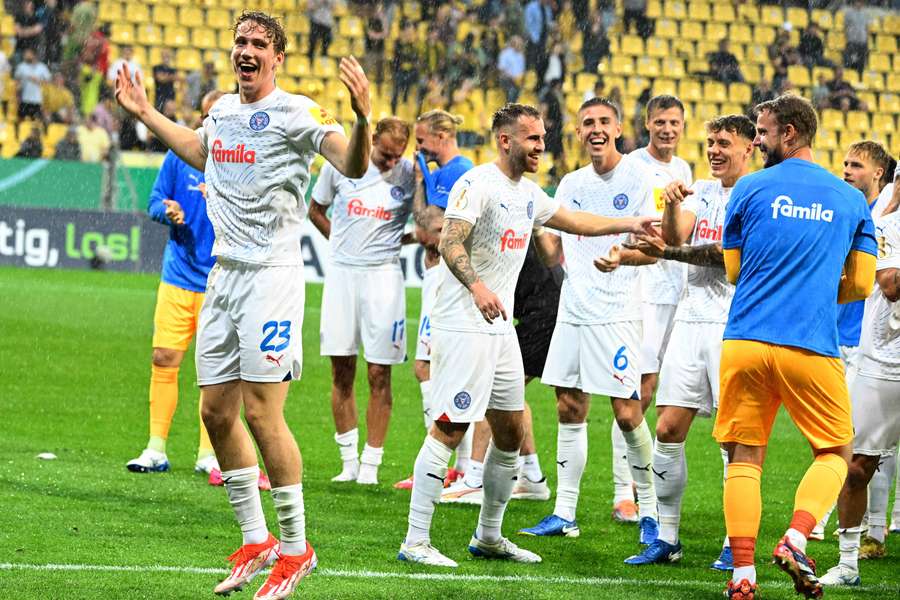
[430,328,525,422]
[196,260,304,386]
[840,344,859,387]
[320,261,406,365]
[850,373,900,456]
[656,320,725,417]
[542,320,642,399]
[415,265,439,362]
[640,302,677,374]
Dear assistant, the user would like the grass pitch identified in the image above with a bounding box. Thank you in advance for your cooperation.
[0,266,897,599]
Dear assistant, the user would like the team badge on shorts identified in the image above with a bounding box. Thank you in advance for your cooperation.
[527,200,534,219]
[613,193,629,210]
[249,111,270,131]
[391,185,405,200]
[453,391,472,410]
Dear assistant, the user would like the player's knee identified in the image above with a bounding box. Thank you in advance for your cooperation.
[152,347,182,368]
[414,360,430,383]
[556,393,587,423]
[331,358,356,392]
[655,418,687,443]
[846,456,877,489]
[366,364,391,391]
[201,404,234,434]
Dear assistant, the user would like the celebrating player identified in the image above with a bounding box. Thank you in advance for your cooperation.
[115,11,372,599]
[519,97,659,552]
[398,103,656,568]
[714,95,876,600]
[620,114,756,568]
[308,117,415,486]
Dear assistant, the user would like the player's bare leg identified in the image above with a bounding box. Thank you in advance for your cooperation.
[639,373,657,414]
[443,420,489,503]
[357,362,392,484]
[329,355,360,481]
[611,395,659,546]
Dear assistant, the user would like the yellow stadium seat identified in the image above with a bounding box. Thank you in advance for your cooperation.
[745,44,768,65]
[826,31,845,51]
[787,65,811,88]
[845,111,871,133]
[712,3,734,23]
[680,21,704,42]
[670,39,695,58]
[646,38,669,58]
[327,38,351,58]
[726,83,750,106]
[339,17,363,38]
[636,57,660,78]
[705,22,727,43]
[863,71,885,92]
[760,6,783,27]
[817,128,838,151]
[627,76,650,97]
[175,48,201,71]
[678,79,702,103]
[191,28,217,50]
[729,23,752,45]
[285,57,311,78]
[207,8,231,30]
[687,58,709,75]
[812,66,834,83]
[218,29,235,50]
[685,119,706,142]
[621,35,645,57]
[858,91,876,111]
[164,25,190,48]
[110,23,134,44]
[694,102,718,121]
[812,10,833,31]
[702,80,727,103]
[655,19,678,39]
[786,8,808,30]
[661,57,685,79]
[679,141,701,163]
[136,24,162,46]
[312,57,337,79]
[124,2,149,23]
[696,40,717,59]
[888,73,900,93]
[151,4,175,26]
[873,113,895,135]
[166,0,188,5]
[869,53,891,73]
[664,1,687,20]
[883,14,900,35]
[653,78,678,97]
[272,0,299,11]
[18,120,42,142]
[179,6,203,26]
[753,25,775,46]
[820,109,845,131]
[611,56,635,76]
[285,15,310,35]
[98,1,123,22]
[875,35,898,54]
[738,5,759,23]
[688,1,710,22]
[879,93,900,113]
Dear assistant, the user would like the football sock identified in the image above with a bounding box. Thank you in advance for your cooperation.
[455,424,472,473]
[817,505,836,532]
[867,452,894,540]
[406,435,451,546]
[420,380,434,429]
[223,465,269,545]
[465,460,484,488]
[334,428,359,471]
[622,419,657,520]
[794,452,847,544]
[893,449,900,526]
[554,422,587,522]
[272,483,306,555]
[654,441,686,544]
[358,443,383,482]
[148,365,179,445]
[197,397,214,459]
[725,462,761,582]
[838,526,863,571]
[521,453,543,482]
[720,447,730,548]
[148,435,166,454]
[869,524,886,543]
[476,442,518,544]
[612,421,634,504]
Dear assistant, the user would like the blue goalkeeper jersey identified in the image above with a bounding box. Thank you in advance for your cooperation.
[418,153,474,209]
[722,158,877,357]
[147,151,215,293]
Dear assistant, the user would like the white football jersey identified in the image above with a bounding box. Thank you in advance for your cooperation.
[632,146,693,304]
[674,179,734,324]
[431,163,559,335]
[555,155,656,325]
[197,88,344,265]
[871,182,894,220]
[311,159,415,266]
[858,211,900,380]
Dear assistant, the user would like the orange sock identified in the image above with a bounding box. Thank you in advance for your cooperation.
[149,365,179,440]
[794,452,848,525]
[724,462,762,567]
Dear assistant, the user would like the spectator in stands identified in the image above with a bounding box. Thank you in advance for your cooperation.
[582,12,610,74]
[543,37,567,88]
[14,1,43,63]
[750,78,776,111]
[153,49,178,111]
[597,0,615,30]
[479,29,500,88]
[828,66,867,111]
[78,113,111,163]
[557,0,577,42]
[812,73,830,110]
[92,89,119,135]
[107,45,141,86]
[433,4,458,46]
[799,23,831,69]
[632,87,652,147]
[499,0,525,40]
[186,61,218,110]
[79,23,109,116]
[843,0,870,74]
[524,0,553,89]
[307,0,335,60]
[16,125,43,158]
[148,100,182,152]
[14,48,51,121]
[708,39,744,84]
[43,72,76,123]
[37,0,64,67]
[623,0,653,40]
[539,78,566,183]
[390,20,420,113]
[54,126,81,161]
[498,35,526,102]
[363,5,389,88]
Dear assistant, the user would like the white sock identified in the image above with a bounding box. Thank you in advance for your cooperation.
[785,528,807,553]
[818,505,835,531]
[420,380,434,429]
[464,460,484,488]
[867,453,894,537]
[720,447,730,548]
[622,419,657,520]
[358,443,384,482]
[521,453,543,482]
[335,428,359,467]
[838,526,863,571]
[476,441,519,544]
[455,424,472,472]
[733,565,756,585]
[654,441,686,544]
[222,465,269,545]
[612,420,634,504]
[893,449,900,525]
[553,422,587,522]
[271,484,306,555]
[405,435,451,545]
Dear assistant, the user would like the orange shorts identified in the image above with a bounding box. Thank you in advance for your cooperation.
[152,281,205,351]
[713,339,853,450]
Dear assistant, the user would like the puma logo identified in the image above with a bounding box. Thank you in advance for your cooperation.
[426,472,446,484]
[572,199,582,208]
[557,460,568,468]
[652,468,667,480]
[632,463,651,472]
[613,374,626,385]
[265,353,284,367]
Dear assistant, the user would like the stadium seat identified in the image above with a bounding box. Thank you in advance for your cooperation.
[872,113,895,135]
[664,1,687,20]
[820,109,845,132]
[655,19,678,39]
[862,71,885,92]
[627,76,651,97]
[812,66,834,83]
[712,4,735,23]
[176,48,202,71]
[687,58,709,75]
[760,6,783,27]
[811,10,833,31]
[339,17,363,38]
[858,91,877,111]
[621,35,645,57]
[685,119,706,142]
[661,57,686,79]
[165,26,190,48]
[738,4,759,23]
[191,28,218,50]
[694,102,718,121]
[98,1,123,22]
[875,35,898,54]
[611,56,635,76]
[646,0,662,19]
[636,57,660,78]
[110,23,135,44]
[18,120,42,142]
[136,24,162,46]
[151,4,175,25]
[207,8,231,30]
[124,1,149,24]
[679,141,701,163]
[787,65,811,88]
[745,44,768,64]
[670,39,695,58]
[879,93,900,113]
[678,79,702,103]
[888,73,900,93]
[705,23,727,44]
[646,38,669,58]
[729,82,752,105]
[653,78,678,97]
[785,8,808,30]
[219,29,235,50]
[826,31,846,51]
[753,25,776,46]
[845,111,871,133]
[179,6,203,26]
[729,24,752,45]
[688,1,710,22]
[883,14,900,35]
[817,128,838,151]
[720,103,744,116]
[869,53,892,73]
[681,21,704,42]
[702,81,727,103]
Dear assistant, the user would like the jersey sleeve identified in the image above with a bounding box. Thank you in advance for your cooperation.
[443,177,485,225]
[431,159,473,209]
[851,194,878,256]
[196,116,211,156]
[877,216,900,271]
[723,178,748,250]
[533,187,560,226]
[288,99,346,154]
[310,162,337,206]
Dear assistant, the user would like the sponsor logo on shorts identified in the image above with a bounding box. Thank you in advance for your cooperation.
[695,218,722,242]
[500,229,529,252]
[211,139,256,164]
[527,200,534,219]
[770,195,834,222]
[453,391,472,410]
[265,353,285,367]
[613,194,629,210]
[347,198,392,220]
[249,111,270,131]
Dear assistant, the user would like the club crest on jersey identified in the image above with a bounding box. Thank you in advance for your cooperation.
[211,139,256,164]
[390,185,405,200]
[347,198,392,220]
[527,200,534,219]
[453,391,472,410]
[500,229,529,252]
[613,193,629,210]
[695,219,722,241]
[249,111,270,131]
[770,195,833,222]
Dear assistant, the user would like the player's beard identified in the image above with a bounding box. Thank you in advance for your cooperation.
[762,143,784,168]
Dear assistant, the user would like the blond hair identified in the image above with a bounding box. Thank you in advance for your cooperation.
[417,109,464,136]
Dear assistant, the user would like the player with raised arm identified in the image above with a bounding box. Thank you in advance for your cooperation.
[115,11,372,599]
[618,114,756,568]
[519,98,660,554]
[307,117,415,486]
[714,95,876,600]
[397,103,656,568]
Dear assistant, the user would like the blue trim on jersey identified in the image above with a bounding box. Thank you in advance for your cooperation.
[837,195,879,347]
[148,151,216,292]
[421,154,474,209]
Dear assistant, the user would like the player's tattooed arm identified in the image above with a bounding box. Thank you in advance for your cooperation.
[662,243,725,268]
[439,218,477,287]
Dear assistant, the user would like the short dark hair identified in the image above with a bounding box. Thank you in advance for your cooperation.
[491,103,541,133]
[578,97,621,122]
[233,11,287,55]
[754,94,818,147]
[706,114,756,141]
[886,156,898,186]
[646,95,685,120]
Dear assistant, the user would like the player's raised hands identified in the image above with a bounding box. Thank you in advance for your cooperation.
[662,181,693,205]
[114,63,151,118]
[594,244,622,272]
[470,281,507,324]
[339,56,371,120]
[163,199,185,225]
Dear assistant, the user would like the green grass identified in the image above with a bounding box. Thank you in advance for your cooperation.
[0,266,897,599]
